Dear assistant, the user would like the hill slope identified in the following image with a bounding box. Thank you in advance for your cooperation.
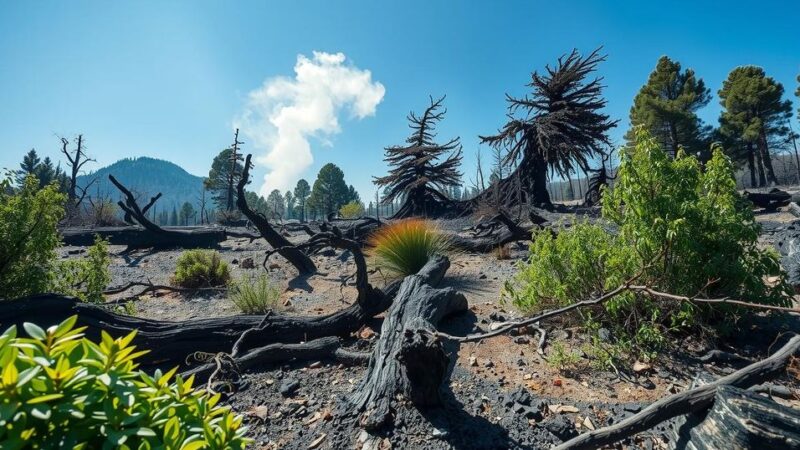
[76,157,206,215]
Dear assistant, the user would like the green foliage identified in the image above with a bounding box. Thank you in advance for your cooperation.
[15,149,68,192]
[307,163,355,217]
[206,148,243,212]
[368,219,450,277]
[179,202,195,226]
[625,56,711,156]
[339,201,365,219]
[266,189,285,219]
[293,179,311,222]
[230,274,281,314]
[545,342,581,373]
[508,129,791,353]
[52,236,111,304]
[0,176,65,300]
[173,250,230,288]
[0,316,249,449]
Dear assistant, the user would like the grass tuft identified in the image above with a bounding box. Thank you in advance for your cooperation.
[368,218,449,277]
[230,274,282,314]
[172,249,230,288]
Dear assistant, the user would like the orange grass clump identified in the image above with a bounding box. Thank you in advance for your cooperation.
[368,219,450,277]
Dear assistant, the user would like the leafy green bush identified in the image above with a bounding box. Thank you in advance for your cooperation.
[173,250,230,288]
[230,274,281,314]
[368,219,449,277]
[339,201,365,219]
[52,235,111,304]
[0,316,249,449]
[507,129,790,352]
[0,176,65,300]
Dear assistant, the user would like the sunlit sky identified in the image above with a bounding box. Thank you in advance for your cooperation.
[2,0,798,199]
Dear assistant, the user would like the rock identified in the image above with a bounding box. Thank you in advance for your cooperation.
[279,379,300,397]
[597,327,611,342]
[469,356,478,367]
[483,360,494,368]
[231,258,239,264]
[431,428,449,439]
[513,336,530,345]
[545,416,577,441]
[245,404,269,421]
[523,373,532,380]
[632,361,651,373]
[489,312,507,322]
[308,361,322,369]
[640,378,656,390]
[240,257,256,269]
[623,404,641,413]
[506,387,532,406]
[582,416,595,430]
[359,326,376,340]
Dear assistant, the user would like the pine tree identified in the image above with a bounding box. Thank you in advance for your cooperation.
[374,96,462,217]
[169,207,178,226]
[16,149,41,186]
[293,179,311,222]
[179,202,195,225]
[626,56,711,157]
[206,148,243,211]
[310,163,351,216]
[719,66,793,187]
[284,191,294,220]
[480,49,616,208]
[266,189,285,219]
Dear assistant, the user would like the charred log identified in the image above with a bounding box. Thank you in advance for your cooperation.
[745,188,790,211]
[448,211,543,252]
[236,154,316,274]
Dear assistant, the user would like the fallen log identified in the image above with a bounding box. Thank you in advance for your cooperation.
[448,211,541,252]
[673,384,800,449]
[553,334,800,450]
[344,269,468,431]
[0,256,450,368]
[237,154,316,274]
[745,188,791,211]
[788,201,800,219]
[60,226,226,248]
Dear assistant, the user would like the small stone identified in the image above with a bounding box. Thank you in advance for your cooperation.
[545,416,577,440]
[241,257,256,269]
[523,373,532,380]
[582,416,595,430]
[623,404,641,413]
[513,336,530,345]
[279,379,300,397]
[633,361,651,373]
[309,361,322,369]
[597,328,611,342]
[483,360,494,368]
[431,428,449,439]
[359,326,376,340]
[231,258,239,264]
[469,356,478,367]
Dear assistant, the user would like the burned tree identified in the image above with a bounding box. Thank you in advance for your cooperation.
[59,134,96,217]
[374,96,463,218]
[583,153,615,207]
[477,48,617,209]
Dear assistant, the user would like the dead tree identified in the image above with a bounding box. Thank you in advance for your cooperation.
[583,153,615,207]
[374,96,463,218]
[105,175,225,249]
[448,211,544,252]
[474,48,617,210]
[60,135,95,208]
[236,154,316,274]
[226,129,243,212]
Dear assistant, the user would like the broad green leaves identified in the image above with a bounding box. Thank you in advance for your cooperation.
[0,316,249,449]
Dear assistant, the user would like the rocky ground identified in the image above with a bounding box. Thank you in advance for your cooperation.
[57,206,800,449]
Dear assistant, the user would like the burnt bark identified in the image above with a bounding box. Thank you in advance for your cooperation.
[344,269,468,430]
[237,154,316,274]
[448,211,543,252]
[554,334,800,450]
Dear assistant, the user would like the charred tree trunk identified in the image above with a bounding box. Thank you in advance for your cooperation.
[344,272,468,430]
[61,226,225,248]
[236,154,316,275]
[448,211,543,252]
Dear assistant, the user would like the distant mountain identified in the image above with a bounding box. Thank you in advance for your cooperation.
[76,157,206,216]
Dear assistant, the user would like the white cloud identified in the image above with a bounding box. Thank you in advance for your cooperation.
[235,51,385,197]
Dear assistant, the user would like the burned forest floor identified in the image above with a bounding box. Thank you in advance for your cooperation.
[58,206,800,449]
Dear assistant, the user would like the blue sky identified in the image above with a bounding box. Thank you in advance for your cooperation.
[2,0,799,200]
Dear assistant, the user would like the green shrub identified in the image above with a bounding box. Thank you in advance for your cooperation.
[507,129,791,353]
[0,316,249,449]
[368,219,450,277]
[173,250,230,288]
[0,176,65,300]
[52,235,111,304]
[339,201,365,219]
[230,274,281,314]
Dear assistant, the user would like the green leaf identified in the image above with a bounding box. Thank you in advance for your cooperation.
[23,323,46,340]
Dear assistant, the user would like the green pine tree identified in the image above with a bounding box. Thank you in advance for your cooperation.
[719,66,793,187]
[309,163,350,216]
[169,207,178,226]
[293,179,310,222]
[626,56,711,157]
[205,148,243,212]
